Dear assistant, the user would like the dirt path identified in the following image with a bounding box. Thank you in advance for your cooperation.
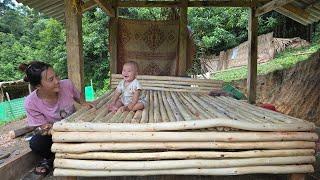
[0,119,29,165]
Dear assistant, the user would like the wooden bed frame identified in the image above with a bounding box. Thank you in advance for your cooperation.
[51,74,317,179]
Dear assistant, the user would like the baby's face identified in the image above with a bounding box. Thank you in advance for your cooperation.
[122,64,137,82]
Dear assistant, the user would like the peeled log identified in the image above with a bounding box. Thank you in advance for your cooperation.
[54,156,315,170]
[52,131,318,143]
[54,165,314,176]
[55,149,315,160]
[51,141,315,153]
[52,119,315,132]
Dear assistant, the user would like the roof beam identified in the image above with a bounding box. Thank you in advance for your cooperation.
[93,0,115,17]
[282,4,309,20]
[256,0,295,16]
[275,7,311,26]
[82,0,98,12]
[116,0,268,7]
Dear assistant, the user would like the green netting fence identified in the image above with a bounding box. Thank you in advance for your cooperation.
[0,97,26,122]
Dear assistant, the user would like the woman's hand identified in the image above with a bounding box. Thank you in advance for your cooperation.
[35,123,52,136]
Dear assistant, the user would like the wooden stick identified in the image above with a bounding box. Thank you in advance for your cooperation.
[157,91,169,122]
[116,111,129,123]
[52,119,316,132]
[54,165,314,176]
[153,90,161,123]
[161,91,176,122]
[180,92,211,119]
[131,110,142,123]
[9,126,35,139]
[54,156,315,170]
[148,90,154,123]
[165,91,184,121]
[52,131,318,143]
[123,111,135,123]
[111,74,223,84]
[51,141,315,153]
[140,91,149,123]
[55,149,315,160]
[170,91,193,121]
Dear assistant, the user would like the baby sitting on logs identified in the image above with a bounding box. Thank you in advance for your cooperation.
[107,61,146,112]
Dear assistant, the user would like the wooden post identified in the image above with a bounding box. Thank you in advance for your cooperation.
[247,7,258,104]
[65,0,84,94]
[178,0,188,76]
[109,1,118,74]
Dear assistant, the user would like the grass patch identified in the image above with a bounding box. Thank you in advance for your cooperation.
[212,42,320,82]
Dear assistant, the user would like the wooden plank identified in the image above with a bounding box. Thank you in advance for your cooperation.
[65,0,84,93]
[93,0,115,17]
[0,150,41,180]
[256,0,295,16]
[178,0,188,76]
[247,7,258,104]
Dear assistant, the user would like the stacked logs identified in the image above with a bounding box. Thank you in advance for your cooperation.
[52,93,317,177]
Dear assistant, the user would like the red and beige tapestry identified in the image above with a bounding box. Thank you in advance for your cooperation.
[117,18,179,76]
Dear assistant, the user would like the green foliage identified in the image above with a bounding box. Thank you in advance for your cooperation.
[82,9,110,91]
[213,42,320,82]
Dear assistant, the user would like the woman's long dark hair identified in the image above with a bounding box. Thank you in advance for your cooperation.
[19,61,52,87]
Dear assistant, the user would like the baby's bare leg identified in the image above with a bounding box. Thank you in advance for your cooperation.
[132,102,144,111]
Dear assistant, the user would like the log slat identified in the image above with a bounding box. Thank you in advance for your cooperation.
[54,165,314,176]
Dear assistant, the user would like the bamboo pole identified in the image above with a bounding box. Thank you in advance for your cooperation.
[189,94,225,119]
[65,106,91,122]
[108,108,122,123]
[212,96,268,123]
[51,141,315,153]
[54,156,315,170]
[132,110,142,123]
[170,91,193,121]
[176,92,202,119]
[116,111,128,123]
[197,95,241,120]
[94,90,113,108]
[110,79,223,87]
[100,111,115,123]
[161,91,176,122]
[215,96,284,124]
[55,149,315,160]
[54,165,314,176]
[157,91,169,122]
[219,96,305,123]
[180,92,212,119]
[148,90,154,123]
[111,74,223,85]
[53,119,315,132]
[52,131,318,143]
[165,91,184,121]
[140,90,149,123]
[77,108,97,122]
[153,90,161,123]
[123,111,135,123]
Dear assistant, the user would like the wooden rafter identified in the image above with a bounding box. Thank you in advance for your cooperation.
[82,0,98,12]
[80,0,270,12]
[93,0,115,17]
[256,0,295,16]
[282,4,309,20]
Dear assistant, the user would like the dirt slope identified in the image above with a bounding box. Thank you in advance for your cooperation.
[234,51,320,126]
